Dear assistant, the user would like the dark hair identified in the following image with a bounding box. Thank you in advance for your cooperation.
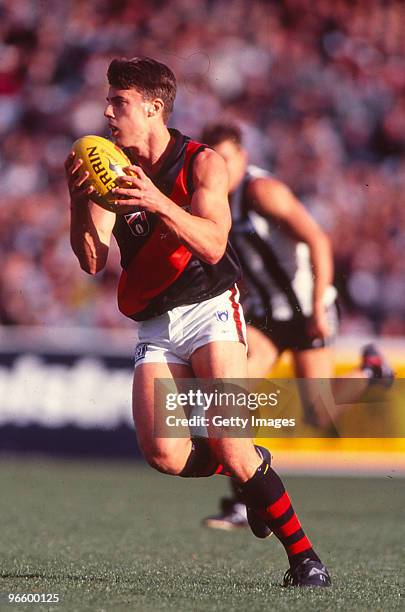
[201,122,243,147]
[107,57,177,122]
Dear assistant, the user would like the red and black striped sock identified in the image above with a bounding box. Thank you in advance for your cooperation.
[178,438,233,478]
[179,439,269,478]
[241,461,320,568]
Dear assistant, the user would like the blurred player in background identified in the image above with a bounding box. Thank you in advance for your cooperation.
[66,57,331,587]
[200,122,394,530]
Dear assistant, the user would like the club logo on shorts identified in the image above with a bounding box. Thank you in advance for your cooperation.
[216,309,229,322]
[135,343,148,363]
[125,211,150,237]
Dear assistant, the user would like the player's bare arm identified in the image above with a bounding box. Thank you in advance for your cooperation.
[113,149,231,265]
[66,151,116,275]
[248,177,333,337]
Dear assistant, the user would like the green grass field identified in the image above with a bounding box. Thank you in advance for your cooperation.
[0,458,404,612]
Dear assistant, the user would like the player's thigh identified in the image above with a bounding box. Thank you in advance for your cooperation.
[191,340,248,378]
[293,346,334,378]
[133,362,193,470]
[246,325,279,377]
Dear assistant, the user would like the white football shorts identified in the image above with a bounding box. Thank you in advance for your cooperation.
[133,286,247,368]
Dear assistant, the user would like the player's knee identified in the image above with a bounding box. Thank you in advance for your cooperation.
[142,443,187,476]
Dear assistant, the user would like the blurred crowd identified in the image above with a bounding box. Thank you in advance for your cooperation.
[0,0,404,334]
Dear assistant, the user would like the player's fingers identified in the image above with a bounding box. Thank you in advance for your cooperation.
[74,170,90,188]
[112,186,142,197]
[124,164,143,176]
[71,178,93,199]
[71,183,90,198]
[64,151,76,170]
[66,158,83,180]
[132,167,150,183]
[114,197,141,206]
[115,175,141,187]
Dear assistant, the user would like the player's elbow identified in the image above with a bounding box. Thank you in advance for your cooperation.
[205,255,221,265]
[203,227,228,264]
[204,242,226,265]
[81,262,98,275]
[76,255,106,275]
[86,260,107,275]
[204,251,222,265]
[71,237,109,275]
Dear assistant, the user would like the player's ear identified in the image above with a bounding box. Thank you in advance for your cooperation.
[147,99,164,117]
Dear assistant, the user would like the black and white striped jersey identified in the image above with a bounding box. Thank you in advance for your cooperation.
[229,165,336,323]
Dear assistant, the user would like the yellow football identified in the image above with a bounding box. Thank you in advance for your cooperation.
[72,135,133,212]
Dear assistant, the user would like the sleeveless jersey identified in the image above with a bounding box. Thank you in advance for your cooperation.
[229,165,336,322]
[112,129,241,321]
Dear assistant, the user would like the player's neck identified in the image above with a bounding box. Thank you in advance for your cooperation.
[128,125,172,176]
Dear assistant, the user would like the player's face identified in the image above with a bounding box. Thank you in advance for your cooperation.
[212,140,247,193]
[104,87,151,147]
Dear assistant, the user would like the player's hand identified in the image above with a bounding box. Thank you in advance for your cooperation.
[64,151,95,206]
[307,305,330,340]
[112,165,169,214]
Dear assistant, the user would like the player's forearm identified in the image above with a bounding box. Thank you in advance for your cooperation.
[159,198,229,265]
[309,233,334,308]
[70,203,108,274]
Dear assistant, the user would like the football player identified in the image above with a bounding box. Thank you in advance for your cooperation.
[200,122,394,530]
[66,58,331,587]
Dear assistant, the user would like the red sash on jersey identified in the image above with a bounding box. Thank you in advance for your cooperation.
[117,141,203,317]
